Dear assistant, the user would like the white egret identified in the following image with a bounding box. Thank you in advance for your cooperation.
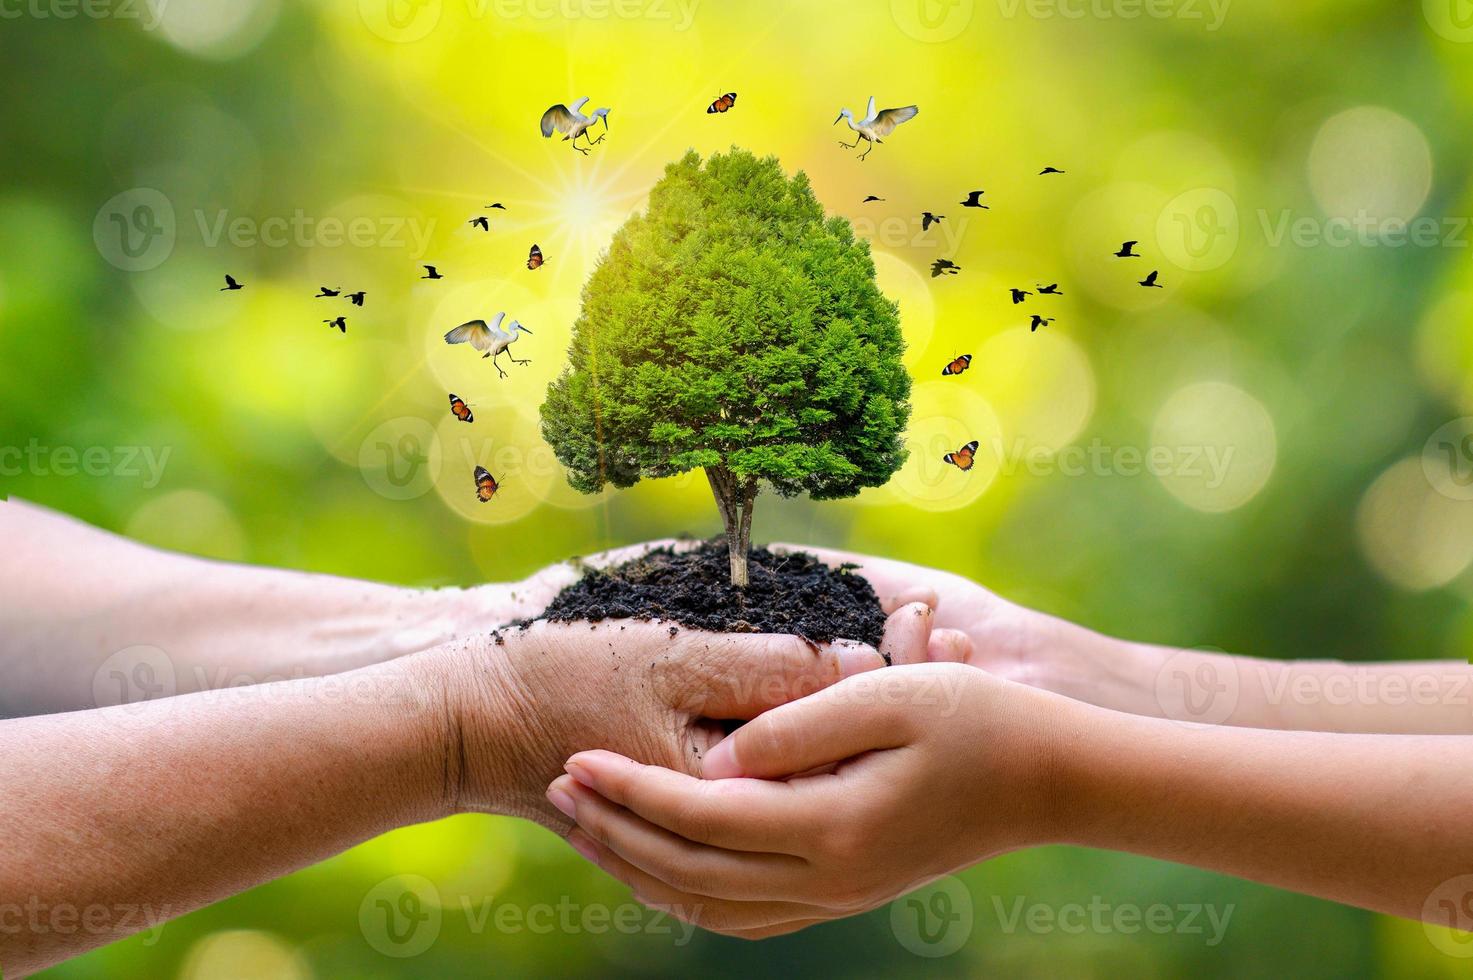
[444,312,535,378]
[834,96,918,160]
[540,97,611,155]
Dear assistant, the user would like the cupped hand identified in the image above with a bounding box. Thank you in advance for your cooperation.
[545,663,1067,939]
[773,544,1099,692]
[438,600,970,830]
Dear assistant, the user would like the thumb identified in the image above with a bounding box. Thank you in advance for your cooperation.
[880,601,936,666]
[702,671,916,779]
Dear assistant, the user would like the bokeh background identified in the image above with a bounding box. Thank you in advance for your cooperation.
[4,0,1473,975]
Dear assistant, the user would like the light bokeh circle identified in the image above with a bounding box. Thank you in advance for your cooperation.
[872,250,936,368]
[1150,381,1277,513]
[179,930,311,980]
[1357,457,1473,591]
[1308,107,1433,227]
[974,326,1096,452]
[877,380,1001,511]
[430,406,555,525]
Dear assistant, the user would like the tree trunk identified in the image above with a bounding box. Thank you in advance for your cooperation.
[706,467,756,587]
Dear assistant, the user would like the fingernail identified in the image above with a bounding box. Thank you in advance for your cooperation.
[702,740,742,779]
[546,786,577,821]
[564,759,595,789]
[566,829,598,863]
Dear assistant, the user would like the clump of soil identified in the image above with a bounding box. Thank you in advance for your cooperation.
[538,541,886,650]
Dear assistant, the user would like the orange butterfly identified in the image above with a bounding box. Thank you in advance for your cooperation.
[448,393,473,424]
[527,244,544,270]
[707,92,737,114]
[943,440,980,471]
[474,466,500,503]
[941,354,972,376]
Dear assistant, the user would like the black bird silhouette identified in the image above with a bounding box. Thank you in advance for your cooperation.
[1030,315,1054,332]
[921,212,944,231]
[315,286,340,298]
[1036,283,1062,295]
[346,291,366,306]
[469,216,490,231]
[931,258,961,277]
[1140,270,1163,288]
[422,265,444,279]
[484,203,506,210]
[1039,167,1065,175]
[1114,240,1141,258]
[1010,288,1031,304]
[324,316,346,333]
[219,274,243,291]
[960,190,989,209]
[862,195,884,203]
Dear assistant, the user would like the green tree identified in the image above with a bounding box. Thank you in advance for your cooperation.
[541,148,911,586]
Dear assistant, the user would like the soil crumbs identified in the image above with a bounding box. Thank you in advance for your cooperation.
[539,541,886,649]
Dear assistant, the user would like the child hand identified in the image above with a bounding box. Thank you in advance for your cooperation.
[546,663,1066,938]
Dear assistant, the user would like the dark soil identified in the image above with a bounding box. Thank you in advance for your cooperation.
[537,541,887,651]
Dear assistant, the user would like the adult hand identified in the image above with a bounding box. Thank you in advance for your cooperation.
[440,601,970,829]
[545,663,1062,938]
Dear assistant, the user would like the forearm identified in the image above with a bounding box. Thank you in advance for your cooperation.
[1030,614,1473,734]
[1050,699,1473,919]
[0,652,453,977]
[0,499,520,717]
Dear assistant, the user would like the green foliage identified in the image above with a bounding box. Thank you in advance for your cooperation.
[541,148,911,503]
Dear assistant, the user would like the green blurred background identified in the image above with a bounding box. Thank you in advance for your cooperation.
[3,0,1473,975]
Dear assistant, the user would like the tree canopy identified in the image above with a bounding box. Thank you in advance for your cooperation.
[541,147,911,583]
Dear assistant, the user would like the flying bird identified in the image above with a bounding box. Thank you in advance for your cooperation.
[1039,167,1066,175]
[1114,241,1141,258]
[943,440,979,471]
[834,96,918,161]
[862,195,884,203]
[444,312,534,379]
[1010,288,1031,304]
[1030,315,1054,332]
[219,274,243,291]
[960,190,989,209]
[527,244,544,270]
[931,258,960,277]
[422,265,444,279]
[315,286,340,298]
[1036,283,1062,295]
[1140,270,1164,288]
[346,291,366,306]
[941,354,972,376]
[921,211,944,231]
[469,216,490,231]
[449,394,473,424]
[540,97,611,155]
[485,203,506,210]
[473,466,500,503]
[324,316,346,334]
[707,92,737,114]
